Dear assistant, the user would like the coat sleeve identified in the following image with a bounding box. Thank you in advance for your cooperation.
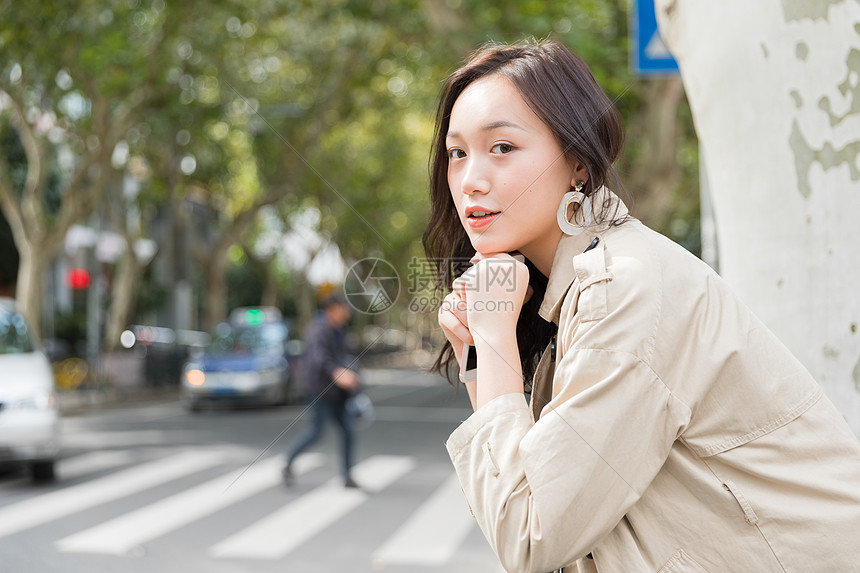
[446,347,691,573]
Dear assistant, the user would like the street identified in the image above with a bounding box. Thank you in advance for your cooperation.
[0,367,505,573]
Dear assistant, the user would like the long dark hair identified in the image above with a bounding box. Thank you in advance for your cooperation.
[423,39,628,386]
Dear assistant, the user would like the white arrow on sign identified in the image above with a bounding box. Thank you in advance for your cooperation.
[645,31,672,59]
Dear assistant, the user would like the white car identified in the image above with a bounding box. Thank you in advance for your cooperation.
[0,297,60,481]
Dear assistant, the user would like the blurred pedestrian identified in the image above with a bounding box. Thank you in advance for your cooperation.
[282,296,361,488]
[427,39,860,572]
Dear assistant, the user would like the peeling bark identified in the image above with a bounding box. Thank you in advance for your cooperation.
[656,0,860,433]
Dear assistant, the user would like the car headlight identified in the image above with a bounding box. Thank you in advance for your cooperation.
[185,368,206,386]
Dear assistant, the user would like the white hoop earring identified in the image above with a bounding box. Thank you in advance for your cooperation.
[557,181,591,236]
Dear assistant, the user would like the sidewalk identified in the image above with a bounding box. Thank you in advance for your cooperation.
[57,385,180,416]
[56,350,438,416]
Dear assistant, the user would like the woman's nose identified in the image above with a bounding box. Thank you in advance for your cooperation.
[460,158,490,196]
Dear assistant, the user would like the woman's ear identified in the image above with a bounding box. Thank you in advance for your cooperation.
[570,163,589,188]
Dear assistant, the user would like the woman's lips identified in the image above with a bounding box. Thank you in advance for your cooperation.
[467,211,501,228]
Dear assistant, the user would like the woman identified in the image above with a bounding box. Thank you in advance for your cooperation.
[425,40,860,573]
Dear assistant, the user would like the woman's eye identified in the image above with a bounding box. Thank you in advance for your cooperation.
[492,143,514,154]
[448,148,466,159]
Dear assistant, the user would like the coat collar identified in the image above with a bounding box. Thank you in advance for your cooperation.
[537,188,629,324]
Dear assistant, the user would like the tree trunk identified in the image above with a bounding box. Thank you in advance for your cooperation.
[260,260,279,309]
[103,247,143,352]
[14,240,45,337]
[195,192,284,331]
[656,0,860,433]
[626,77,686,226]
[1,90,120,340]
[295,267,314,333]
[242,246,280,309]
[203,249,230,332]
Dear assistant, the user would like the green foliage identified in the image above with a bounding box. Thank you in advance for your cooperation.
[135,267,167,318]
[53,308,86,356]
[1,0,700,330]
[226,257,264,311]
[0,116,65,222]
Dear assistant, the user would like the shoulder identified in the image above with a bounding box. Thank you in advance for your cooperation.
[307,318,332,339]
[569,221,665,322]
[561,220,710,361]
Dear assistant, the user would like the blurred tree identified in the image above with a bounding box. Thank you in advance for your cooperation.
[1,0,702,351]
[108,0,276,334]
[226,245,265,311]
[0,209,17,297]
[0,0,160,337]
[101,168,156,352]
[237,1,434,322]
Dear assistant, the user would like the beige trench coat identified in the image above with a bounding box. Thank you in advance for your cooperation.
[446,197,860,572]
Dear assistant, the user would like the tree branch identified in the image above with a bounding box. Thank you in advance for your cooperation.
[0,152,27,248]
[2,89,48,203]
[2,89,48,237]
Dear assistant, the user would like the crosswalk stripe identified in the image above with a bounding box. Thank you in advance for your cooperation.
[60,429,203,448]
[58,450,138,481]
[0,450,223,539]
[0,450,136,493]
[55,453,326,555]
[210,454,415,559]
[371,473,475,566]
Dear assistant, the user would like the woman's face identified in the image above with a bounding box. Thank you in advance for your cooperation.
[446,74,580,262]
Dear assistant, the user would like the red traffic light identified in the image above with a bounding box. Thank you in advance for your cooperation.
[67,268,91,290]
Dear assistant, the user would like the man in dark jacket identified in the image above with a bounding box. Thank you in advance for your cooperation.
[282,296,361,488]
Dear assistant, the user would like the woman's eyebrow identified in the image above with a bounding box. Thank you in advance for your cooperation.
[447,120,526,140]
[482,120,526,132]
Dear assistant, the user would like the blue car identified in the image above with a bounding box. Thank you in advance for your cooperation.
[180,308,299,411]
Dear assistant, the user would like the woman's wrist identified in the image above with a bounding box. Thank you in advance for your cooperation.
[473,334,524,409]
[470,325,518,352]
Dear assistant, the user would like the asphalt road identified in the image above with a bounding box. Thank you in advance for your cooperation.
[0,367,507,573]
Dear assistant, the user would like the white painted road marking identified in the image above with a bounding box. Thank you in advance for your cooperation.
[57,449,138,481]
[210,455,415,559]
[372,473,475,566]
[0,450,223,539]
[56,453,325,555]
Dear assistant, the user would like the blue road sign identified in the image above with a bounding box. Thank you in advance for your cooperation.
[632,0,679,76]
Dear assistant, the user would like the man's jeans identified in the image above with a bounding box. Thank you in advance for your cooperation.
[285,397,354,478]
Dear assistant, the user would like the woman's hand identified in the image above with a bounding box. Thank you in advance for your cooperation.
[437,253,531,409]
[438,289,474,367]
[451,252,530,409]
[437,253,532,363]
[458,252,530,345]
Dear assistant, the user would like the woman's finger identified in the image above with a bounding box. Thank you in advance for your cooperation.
[452,273,474,299]
[524,284,534,303]
[441,292,468,324]
[442,292,468,323]
[439,292,473,343]
[469,251,520,265]
[438,304,475,345]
